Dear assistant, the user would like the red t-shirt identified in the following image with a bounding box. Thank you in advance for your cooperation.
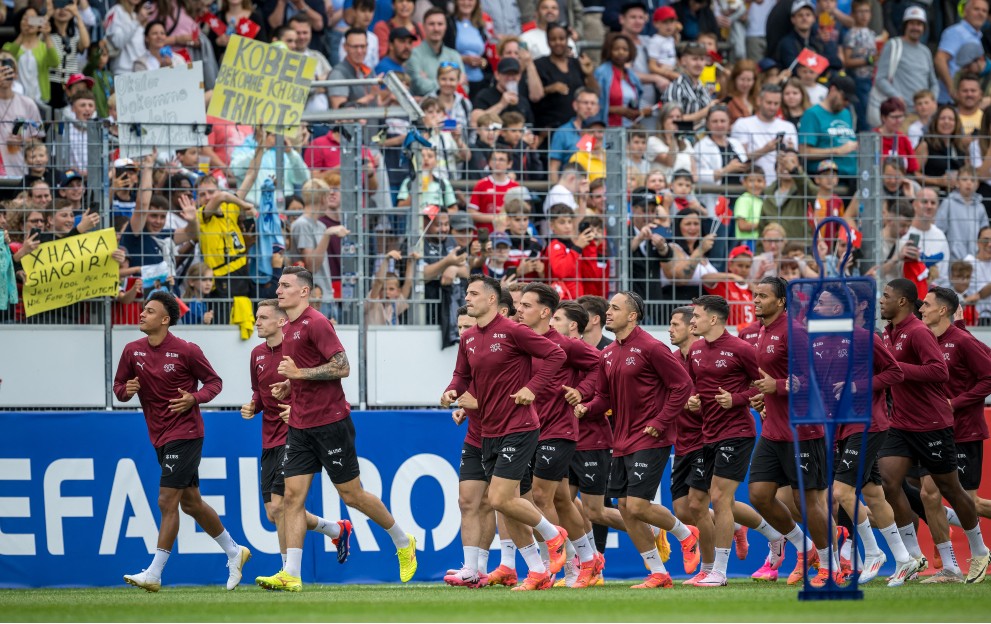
[113,332,223,448]
[250,340,290,449]
[469,176,519,233]
[282,306,350,429]
[705,280,755,326]
[877,131,919,174]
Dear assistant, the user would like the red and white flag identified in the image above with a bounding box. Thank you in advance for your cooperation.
[236,17,261,39]
[198,12,226,37]
[577,134,595,152]
[796,48,828,76]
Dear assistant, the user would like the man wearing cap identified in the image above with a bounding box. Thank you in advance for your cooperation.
[111,157,141,219]
[798,75,858,179]
[664,42,714,126]
[471,57,535,126]
[375,27,417,75]
[57,169,88,215]
[64,73,94,101]
[548,88,601,183]
[774,0,840,73]
[936,0,989,103]
[406,7,465,96]
[954,42,990,95]
[482,231,514,279]
[873,6,938,116]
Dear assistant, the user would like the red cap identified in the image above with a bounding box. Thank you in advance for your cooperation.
[653,6,677,21]
[728,244,753,260]
[66,73,94,89]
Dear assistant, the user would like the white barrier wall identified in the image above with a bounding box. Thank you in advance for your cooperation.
[3,325,991,408]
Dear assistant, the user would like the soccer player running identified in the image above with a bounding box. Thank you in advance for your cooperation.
[517,284,603,588]
[257,267,417,592]
[575,292,701,589]
[445,305,497,588]
[878,278,990,585]
[442,275,570,591]
[113,292,250,592]
[814,288,916,586]
[684,295,770,587]
[240,300,353,577]
[917,286,991,583]
[748,277,835,587]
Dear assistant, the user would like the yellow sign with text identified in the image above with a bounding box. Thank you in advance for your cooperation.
[208,36,316,134]
[20,228,120,317]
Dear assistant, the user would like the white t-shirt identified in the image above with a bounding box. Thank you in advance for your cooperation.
[730,115,798,184]
[519,28,577,60]
[746,0,774,37]
[804,83,828,107]
[646,136,694,182]
[647,34,677,68]
[965,253,991,319]
[543,183,577,214]
[900,225,950,287]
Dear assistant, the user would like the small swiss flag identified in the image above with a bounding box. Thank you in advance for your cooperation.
[796,48,828,76]
[199,12,226,36]
[577,134,594,152]
[236,17,261,39]
[174,48,192,63]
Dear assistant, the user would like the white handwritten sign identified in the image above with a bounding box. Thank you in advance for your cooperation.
[116,61,207,159]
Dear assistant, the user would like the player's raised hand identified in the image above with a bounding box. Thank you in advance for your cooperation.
[277,356,301,379]
[644,425,660,437]
[452,408,467,425]
[574,403,589,418]
[125,377,141,399]
[687,394,701,412]
[714,387,733,408]
[270,380,291,400]
[510,386,535,405]
[754,368,777,394]
[169,389,196,414]
[240,400,256,419]
[458,391,478,410]
[440,389,458,408]
[278,403,291,424]
[562,385,583,406]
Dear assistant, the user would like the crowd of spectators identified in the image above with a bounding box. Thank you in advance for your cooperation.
[3,0,991,332]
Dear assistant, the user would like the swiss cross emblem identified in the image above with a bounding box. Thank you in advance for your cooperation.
[163,364,176,373]
[239,21,251,34]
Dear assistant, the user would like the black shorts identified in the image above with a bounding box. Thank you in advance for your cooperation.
[156,438,202,489]
[481,430,540,483]
[879,427,957,475]
[688,437,756,492]
[460,442,488,482]
[955,440,984,491]
[608,447,670,501]
[533,438,577,482]
[834,432,886,488]
[750,437,827,490]
[283,417,361,484]
[568,449,611,495]
[671,448,704,501]
[261,445,287,501]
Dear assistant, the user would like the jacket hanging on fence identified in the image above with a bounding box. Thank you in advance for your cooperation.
[230,295,255,340]
[0,242,17,310]
[253,178,285,283]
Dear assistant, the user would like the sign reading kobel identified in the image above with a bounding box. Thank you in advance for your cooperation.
[208,36,316,133]
[20,228,119,317]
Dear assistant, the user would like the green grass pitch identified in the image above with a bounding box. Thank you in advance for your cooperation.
[1,580,987,622]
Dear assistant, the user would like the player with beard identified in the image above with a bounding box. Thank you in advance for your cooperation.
[575,292,700,589]
[878,278,990,584]
[443,275,570,591]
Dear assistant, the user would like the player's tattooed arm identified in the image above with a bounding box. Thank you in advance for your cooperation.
[298,351,350,380]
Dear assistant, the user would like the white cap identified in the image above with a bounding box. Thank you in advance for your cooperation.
[902,5,927,24]
[791,0,815,14]
[113,157,137,169]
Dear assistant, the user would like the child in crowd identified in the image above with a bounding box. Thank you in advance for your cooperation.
[796,64,827,106]
[952,260,979,325]
[420,96,468,182]
[468,149,519,232]
[180,262,215,324]
[647,6,680,92]
[497,111,544,182]
[62,90,98,175]
[703,244,755,325]
[662,169,703,213]
[481,231,513,280]
[908,90,937,148]
[697,32,723,94]
[626,126,651,179]
[396,147,458,212]
[366,249,416,326]
[503,198,546,279]
[545,203,597,299]
[468,112,501,174]
[812,159,845,238]
[735,165,765,250]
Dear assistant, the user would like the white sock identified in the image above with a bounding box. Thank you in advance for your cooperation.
[585,531,598,555]
[285,547,303,578]
[817,547,834,572]
[935,541,961,574]
[897,524,923,559]
[640,548,666,574]
[565,539,577,560]
[881,523,912,563]
[534,517,559,541]
[946,506,962,528]
[147,548,169,578]
[701,562,714,573]
[281,552,287,569]
[755,519,783,542]
[670,518,691,541]
[386,523,410,549]
[573,534,595,563]
[477,548,489,575]
[312,517,341,539]
[857,519,881,556]
[652,525,660,537]
[784,526,813,553]
[463,546,479,573]
[965,525,990,557]
[538,540,549,562]
[214,529,240,559]
[839,534,853,561]
[713,547,730,575]
[734,522,743,531]
[500,539,517,570]
[520,543,546,573]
